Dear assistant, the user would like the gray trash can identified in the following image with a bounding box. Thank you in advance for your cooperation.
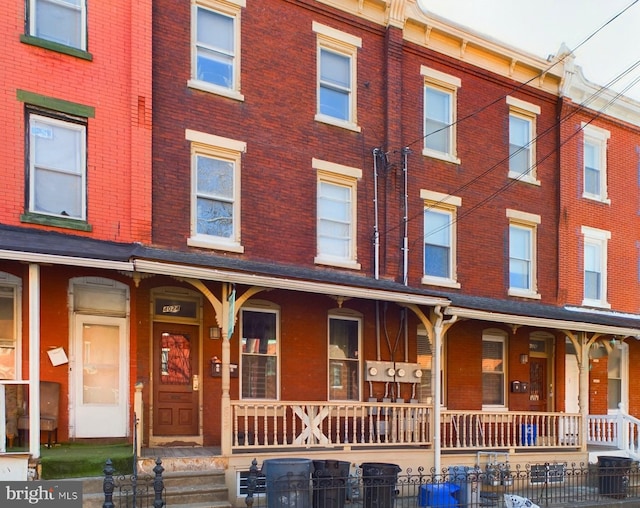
[263,458,313,508]
[361,462,401,508]
[448,465,481,507]
[598,456,632,498]
[312,459,350,508]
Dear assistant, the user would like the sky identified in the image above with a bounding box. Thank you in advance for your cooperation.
[417,0,640,102]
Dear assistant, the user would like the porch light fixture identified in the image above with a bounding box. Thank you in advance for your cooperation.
[519,354,529,364]
[209,326,221,339]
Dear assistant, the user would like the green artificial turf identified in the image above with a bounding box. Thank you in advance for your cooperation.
[40,443,134,479]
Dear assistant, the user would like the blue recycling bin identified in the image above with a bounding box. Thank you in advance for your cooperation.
[521,424,537,445]
[418,483,460,507]
[263,458,313,508]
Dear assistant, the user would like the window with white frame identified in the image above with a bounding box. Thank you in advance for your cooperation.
[507,209,540,298]
[28,0,86,50]
[186,129,245,253]
[240,303,279,400]
[482,331,506,407]
[189,0,244,100]
[582,124,610,202]
[0,273,22,381]
[608,342,628,412]
[422,66,461,163]
[28,110,87,220]
[582,226,610,308]
[421,189,461,288]
[328,311,360,401]
[313,22,361,131]
[507,96,540,184]
[314,159,362,269]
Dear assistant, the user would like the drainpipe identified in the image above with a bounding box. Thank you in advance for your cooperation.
[372,148,381,281]
[401,148,411,285]
[28,264,41,458]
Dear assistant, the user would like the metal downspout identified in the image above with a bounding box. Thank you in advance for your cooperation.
[401,148,410,285]
[29,264,41,458]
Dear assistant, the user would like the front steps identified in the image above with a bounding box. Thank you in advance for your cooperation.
[78,468,231,508]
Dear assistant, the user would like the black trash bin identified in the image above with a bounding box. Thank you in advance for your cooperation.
[361,462,401,508]
[263,458,313,508]
[312,460,350,508]
[598,455,632,498]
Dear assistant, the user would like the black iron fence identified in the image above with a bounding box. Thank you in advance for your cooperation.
[243,456,640,508]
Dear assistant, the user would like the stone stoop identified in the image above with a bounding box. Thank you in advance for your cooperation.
[79,469,231,508]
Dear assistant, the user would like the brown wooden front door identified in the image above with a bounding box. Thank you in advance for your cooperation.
[153,324,199,436]
[529,357,548,412]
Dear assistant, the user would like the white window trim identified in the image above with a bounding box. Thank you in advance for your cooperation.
[582,123,611,204]
[0,272,22,381]
[506,209,541,299]
[421,189,461,288]
[507,96,540,186]
[607,342,629,415]
[314,159,362,270]
[313,22,361,132]
[581,225,611,308]
[240,301,280,401]
[186,129,246,253]
[482,331,507,410]
[28,112,87,221]
[29,0,87,50]
[421,66,461,164]
[188,0,245,102]
[328,309,362,402]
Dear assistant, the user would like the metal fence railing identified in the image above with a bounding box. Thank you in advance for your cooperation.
[243,457,640,507]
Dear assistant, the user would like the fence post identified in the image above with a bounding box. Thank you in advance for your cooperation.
[103,459,115,508]
[153,458,165,508]
[245,458,259,506]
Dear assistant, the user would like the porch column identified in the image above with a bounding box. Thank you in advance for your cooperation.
[579,332,590,452]
[219,283,232,457]
[28,264,41,458]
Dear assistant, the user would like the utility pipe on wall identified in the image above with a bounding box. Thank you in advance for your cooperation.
[401,148,411,286]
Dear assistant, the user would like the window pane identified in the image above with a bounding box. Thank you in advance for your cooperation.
[83,324,120,404]
[425,88,451,153]
[196,8,234,87]
[196,155,234,238]
[35,0,82,49]
[510,226,531,289]
[318,182,352,259]
[241,310,277,399]
[482,373,504,405]
[329,318,359,401]
[319,50,350,120]
[424,210,451,278]
[509,116,530,175]
[425,245,449,278]
[584,271,601,300]
[0,287,16,380]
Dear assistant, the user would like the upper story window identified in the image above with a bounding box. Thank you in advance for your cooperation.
[582,226,610,308]
[240,302,279,400]
[328,310,361,401]
[582,124,610,203]
[189,0,244,101]
[28,111,87,221]
[421,189,461,288]
[186,129,246,253]
[0,273,22,381]
[507,209,541,299]
[482,330,506,408]
[507,96,540,185]
[421,66,461,164]
[28,0,86,50]
[314,159,362,270]
[313,22,361,132]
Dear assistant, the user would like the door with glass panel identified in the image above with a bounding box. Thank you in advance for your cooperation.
[74,315,128,437]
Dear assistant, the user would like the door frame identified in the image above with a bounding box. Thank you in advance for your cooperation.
[149,287,203,447]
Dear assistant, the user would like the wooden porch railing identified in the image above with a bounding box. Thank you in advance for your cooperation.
[588,413,640,459]
[440,410,582,450]
[231,400,431,450]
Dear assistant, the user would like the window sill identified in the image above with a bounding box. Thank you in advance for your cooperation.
[187,236,245,253]
[582,193,611,205]
[581,299,611,310]
[314,114,361,133]
[21,212,92,232]
[508,171,540,186]
[508,289,541,299]
[421,276,460,289]
[314,256,361,270]
[187,79,245,102]
[20,34,92,61]
[421,148,460,165]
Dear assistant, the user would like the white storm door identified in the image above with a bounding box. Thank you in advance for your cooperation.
[73,315,128,437]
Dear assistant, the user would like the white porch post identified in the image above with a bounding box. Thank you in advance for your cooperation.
[28,264,41,458]
[220,283,232,457]
[432,310,443,473]
[578,332,590,453]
